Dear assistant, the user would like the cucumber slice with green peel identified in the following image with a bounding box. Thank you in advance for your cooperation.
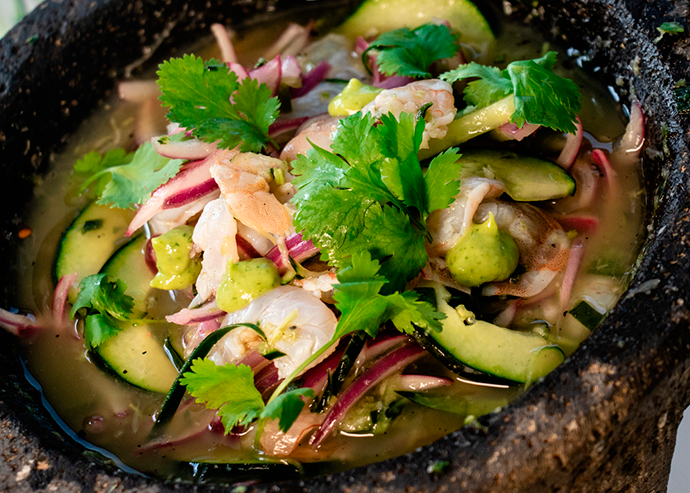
[54,203,134,303]
[96,234,177,393]
[336,0,496,63]
[101,235,153,316]
[458,149,576,201]
[97,323,178,394]
[412,285,564,383]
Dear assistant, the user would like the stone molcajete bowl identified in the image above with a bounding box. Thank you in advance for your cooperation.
[0,0,689,491]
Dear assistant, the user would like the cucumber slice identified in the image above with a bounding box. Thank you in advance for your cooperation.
[413,285,564,383]
[97,323,178,394]
[54,202,134,303]
[336,0,495,63]
[97,235,177,393]
[101,235,152,315]
[459,149,576,201]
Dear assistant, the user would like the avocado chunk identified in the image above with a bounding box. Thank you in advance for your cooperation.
[336,0,495,63]
[459,149,576,201]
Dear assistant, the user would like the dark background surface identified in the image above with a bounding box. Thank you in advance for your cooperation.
[0,0,689,491]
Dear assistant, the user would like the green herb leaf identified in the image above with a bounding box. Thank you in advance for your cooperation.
[79,138,185,209]
[366,24,459,79]
[157,54,280,152]
[74,149,134,196]
[260,388,314,432]
[423,148,462,215]
[441,52,582,134]
[181,360,265,430]
[70,274,134,348]
[655,21,685,42]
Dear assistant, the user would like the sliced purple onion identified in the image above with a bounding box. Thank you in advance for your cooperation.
[211,23,238,64]
[560,237,586,311]
[356,332,409,368]
[227,62,250,80]
[162,178,219,209]
[556,215,599,234]
[281,55,302,88]
[269,117,310,139]
[591,149,618,194]
[388,374,453,392]
[117,80,160,103]
[144,238,158,275]
[310,341,425,447]
[255,363,282,398]
[494,122,541,142]
[0,308,39,338]
[126,151,228,236]
[238,350,270,373]
[264,23,309,60]
[492,300,520,328]
[152,137,218,161]
[265,232,319,273]
[166,299,226,325]
[236,235,262,260]
[291,61,331,98]
[556,116,583,170]
[301,338,350,393]
[551,159,599,214]
[355,36,369,56]
[374,75,415,89]
[52,272,77,325]
[249,55,282,96]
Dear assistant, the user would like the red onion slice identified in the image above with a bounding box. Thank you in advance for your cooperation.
[291,61,331,98]
[591,149,618,194]
[301,338,350,392]
[126,151,228,236]
[355,36,369,56]
[227,62,250,80]
[281,55,302,88]
[166,299,225,325]
[264,23,309,60]
[492,300,520,328]
[265,232,319,273]
[357,332,409,367]
[162,178,219,209]
[211,23,238,64]
[52,272,78,325]
[556,116,583,170]
[556,215,599,234]
[551,159,599,214]
[152,137,218,161]
[310,341,425,447]
[388,374,453,392]
[255,363,283,398]
[144,238,159,275]
[560,237,586,311]
[117,80,160,103]
[238,350,270,373]
[0,308,39,337]
[249,55,282,96]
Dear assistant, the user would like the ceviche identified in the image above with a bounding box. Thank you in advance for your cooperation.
[4,0,646,484]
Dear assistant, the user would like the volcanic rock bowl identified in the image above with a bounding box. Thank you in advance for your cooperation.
[0,0,689,491]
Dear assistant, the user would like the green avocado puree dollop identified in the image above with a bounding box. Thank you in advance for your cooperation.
[328,79,383,116]
[150,225,201,290]
[446,212,519,287]
[216,258,280,313]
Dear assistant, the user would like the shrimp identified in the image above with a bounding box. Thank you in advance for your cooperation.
[279,114,341,163]
[361,79,457,149]
[209,286,337,379]
[427,176,506,257]
[474,201,570,298]
[192,198,239,302]
[209,149,292,237]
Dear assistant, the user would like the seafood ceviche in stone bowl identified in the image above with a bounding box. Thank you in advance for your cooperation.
[1,0,668,488]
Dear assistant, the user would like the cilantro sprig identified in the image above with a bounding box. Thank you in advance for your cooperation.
[69,274,134,348]
[180,359,314,433]
[157,55,280,152]
[364,23,459,79]
[441,52,582,134]
[292,111,461,291]
[78,136,185,209]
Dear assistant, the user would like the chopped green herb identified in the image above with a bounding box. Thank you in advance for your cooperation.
[69,274,134,348]
[157,54,280,152]
[441,52,582,134]
[364,23,459,79]
[655,21,685,43]
[427,460,450,474]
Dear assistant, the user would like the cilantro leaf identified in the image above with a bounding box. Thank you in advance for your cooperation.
[366,24,459,79]
[70,274,134,348]
[441,52,582,134]
[333,251,444,339]
[79,138,184,209]
[424,148,462,214]
[330,112,383,166]
[260,388,314,432]
[655,21,685,42]
[181,360,265,430]
[74,149,134,196]
[157,54,279,152]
